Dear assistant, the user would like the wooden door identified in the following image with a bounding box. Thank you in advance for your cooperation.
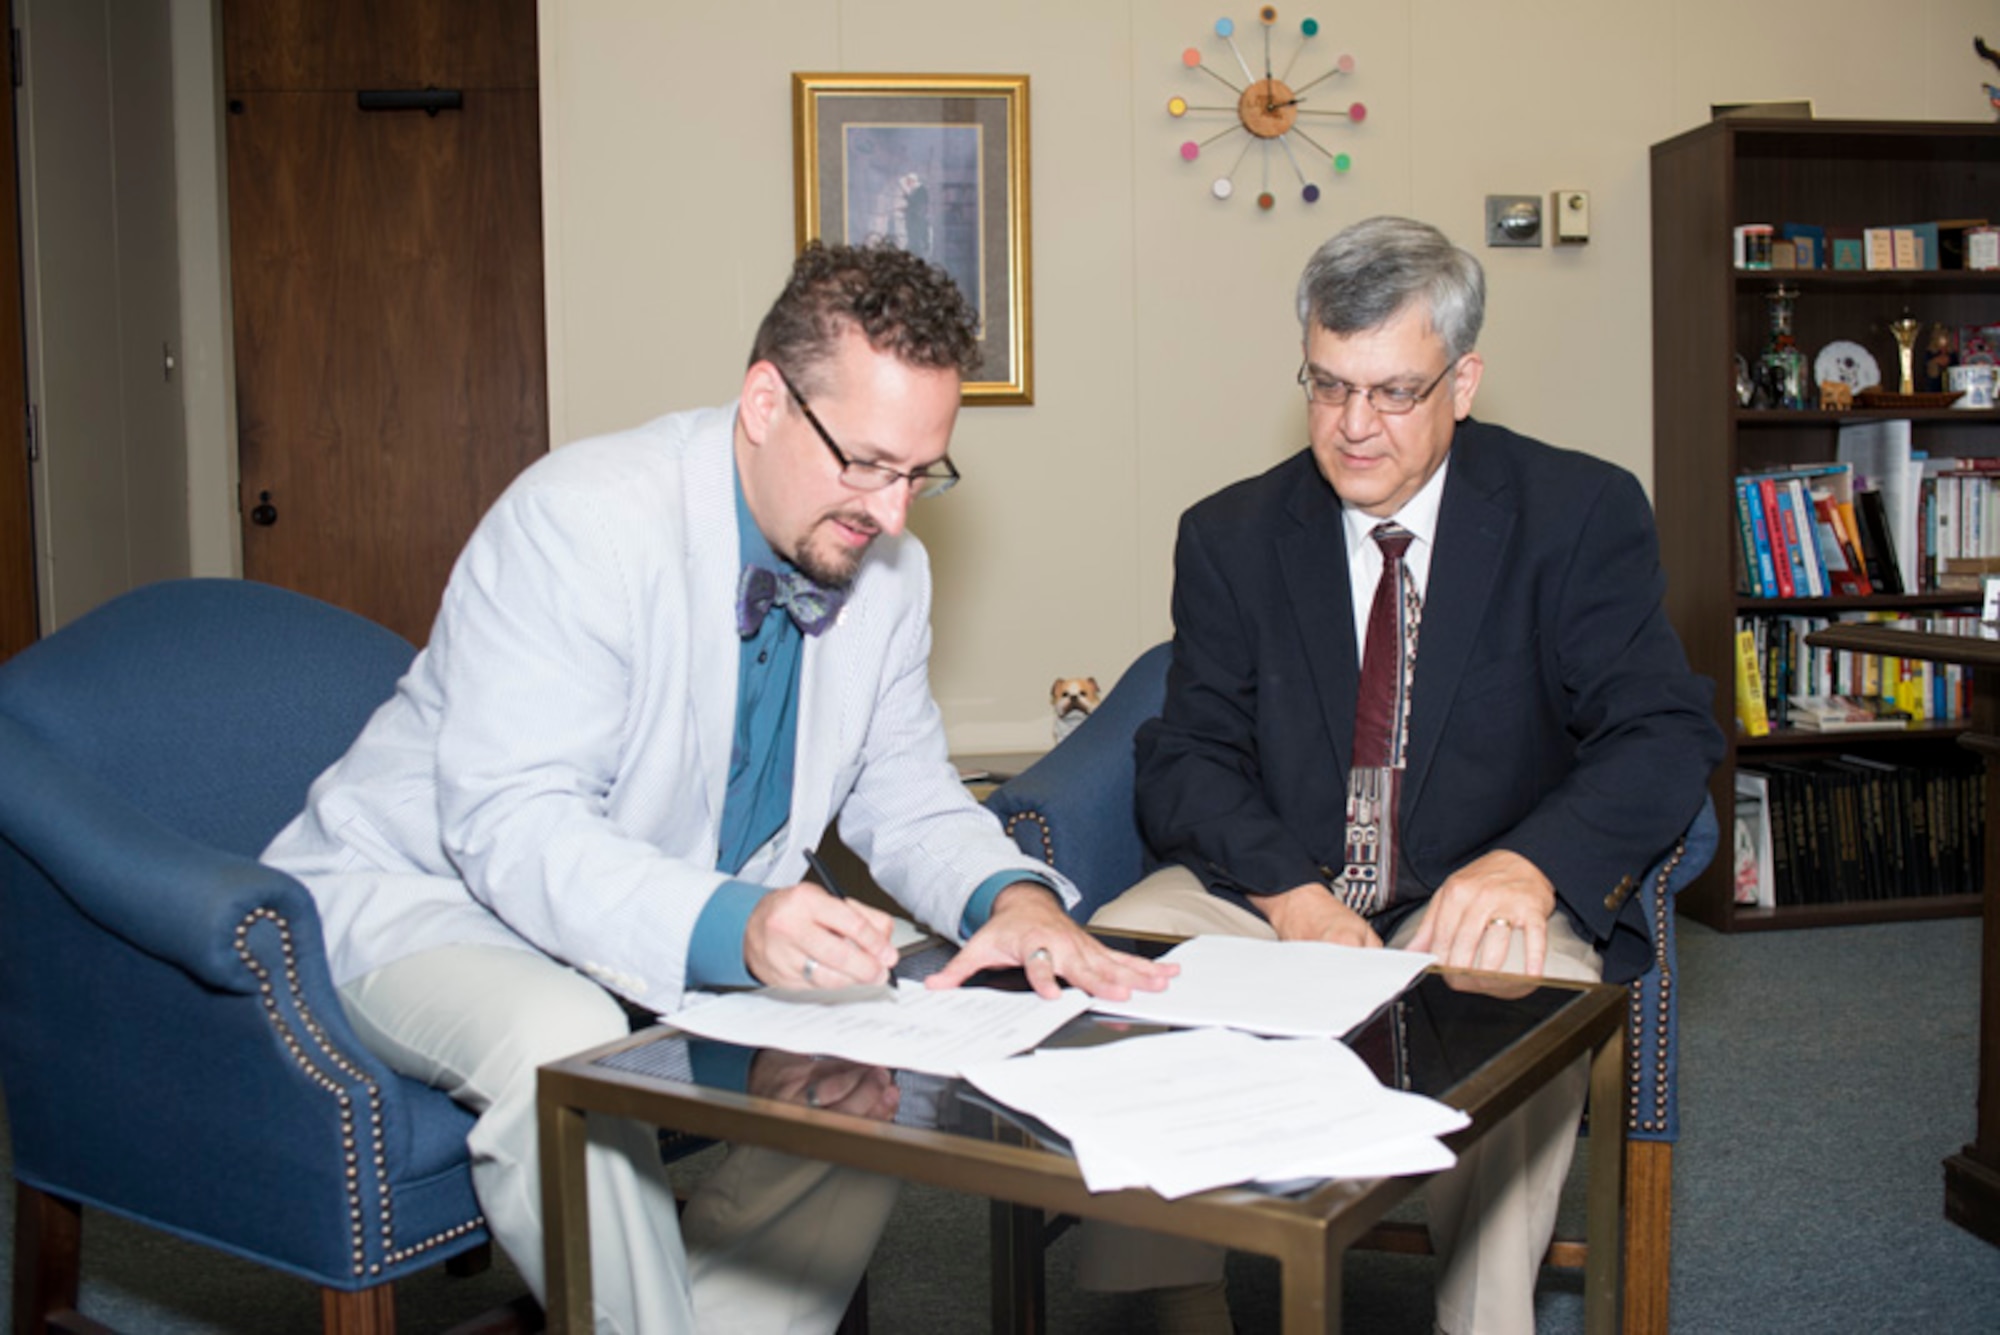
[223,0,546,645]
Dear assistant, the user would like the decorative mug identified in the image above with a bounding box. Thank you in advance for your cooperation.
[1947,363,1999,411]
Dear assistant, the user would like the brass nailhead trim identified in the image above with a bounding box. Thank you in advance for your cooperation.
[234,907,484,1277]
[1624,837,1686,1135]
[1004,811,1055,866]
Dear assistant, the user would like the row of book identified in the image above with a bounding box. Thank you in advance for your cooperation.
[1929,468,2000,583]
[1731,219,1997,272]
[1733,756,1985,909]
[1732,463,1899,599]
[1737,448,2000,600]
[1732,613,1972,736]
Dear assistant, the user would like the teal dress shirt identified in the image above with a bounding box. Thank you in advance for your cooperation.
[682,472,1047,990]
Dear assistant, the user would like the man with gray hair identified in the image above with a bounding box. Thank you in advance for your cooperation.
[1085,216,1721,1333]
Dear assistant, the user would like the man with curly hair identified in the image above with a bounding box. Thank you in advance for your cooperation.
[264,242,1171,1333]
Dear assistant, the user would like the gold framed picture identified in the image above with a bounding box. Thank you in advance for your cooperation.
[792,73,1032,406]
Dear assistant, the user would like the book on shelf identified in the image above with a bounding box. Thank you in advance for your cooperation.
[1774,480,1822,597]
[1734,627,1771,736]
[1788,693,1913,733]
[1732,770,1775,908]
[1809,488,1867,596]
[1852,488,1906,595]
[1756,476,1796,597]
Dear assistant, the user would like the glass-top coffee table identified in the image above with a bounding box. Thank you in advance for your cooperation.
[537,935,1628,1334]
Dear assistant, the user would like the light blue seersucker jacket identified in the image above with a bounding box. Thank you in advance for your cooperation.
[262,402,1074,1013]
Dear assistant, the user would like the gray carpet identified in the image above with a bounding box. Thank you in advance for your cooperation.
[6,916,1999,1331]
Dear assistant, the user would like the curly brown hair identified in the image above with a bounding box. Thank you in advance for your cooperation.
[749,241,982,390]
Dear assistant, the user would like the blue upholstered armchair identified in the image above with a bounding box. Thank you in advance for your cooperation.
[983,643,1718,1333]
[0,580,491,1333]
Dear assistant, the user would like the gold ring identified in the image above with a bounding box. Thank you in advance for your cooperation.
[1488,917,1513,931]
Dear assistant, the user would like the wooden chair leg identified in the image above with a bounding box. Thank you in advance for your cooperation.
[446,1240,494,1277]
[1623,1139,1673,1335]
[14,1181,84,1334]
[321,1282,397,1335]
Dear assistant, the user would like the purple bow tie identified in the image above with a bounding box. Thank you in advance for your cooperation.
[736,564,844,638]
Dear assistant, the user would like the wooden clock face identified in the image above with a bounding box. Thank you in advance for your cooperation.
[1170,9,1366,210]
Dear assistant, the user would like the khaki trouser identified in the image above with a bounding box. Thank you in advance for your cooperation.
[341,943,898,1335]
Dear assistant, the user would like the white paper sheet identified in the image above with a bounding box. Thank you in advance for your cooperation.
[962,1027,1468,1198]
[663,979,1090,1078]
[1088,935,1433,1039]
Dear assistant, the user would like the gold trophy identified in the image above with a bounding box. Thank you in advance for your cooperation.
[1890,314,1922,396]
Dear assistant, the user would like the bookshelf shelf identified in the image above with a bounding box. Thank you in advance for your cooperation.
[1734,591,1973,614]
[1717,893,1981,932]
[1734,271,2000,295]
[1651,117,2000,931]
[1735,719,1971,750]
[1736,408,2000,426]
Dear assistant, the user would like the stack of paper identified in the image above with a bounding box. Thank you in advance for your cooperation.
[962,1027,1467,1198]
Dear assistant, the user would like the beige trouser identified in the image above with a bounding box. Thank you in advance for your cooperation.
[1082,866,1601,1335]
[340,943,898,1335]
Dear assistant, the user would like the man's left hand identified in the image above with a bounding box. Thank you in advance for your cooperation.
[1406,849,1558,975]
[924,882,1179,1001]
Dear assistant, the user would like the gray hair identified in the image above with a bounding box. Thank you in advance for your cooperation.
[1295,216,1486,361]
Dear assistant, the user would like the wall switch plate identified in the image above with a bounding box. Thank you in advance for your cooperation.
[1485,194,1542,247]
[1553,190,1590,243]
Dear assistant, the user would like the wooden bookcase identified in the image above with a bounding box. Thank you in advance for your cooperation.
[1650,118,2000,931]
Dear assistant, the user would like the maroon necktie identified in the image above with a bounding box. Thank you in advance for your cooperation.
[1339,523,1420,915]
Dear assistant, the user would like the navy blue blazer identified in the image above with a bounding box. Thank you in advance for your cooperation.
[1134,419,1723,983]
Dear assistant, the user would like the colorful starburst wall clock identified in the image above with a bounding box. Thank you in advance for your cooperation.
[1169,8,1366,210]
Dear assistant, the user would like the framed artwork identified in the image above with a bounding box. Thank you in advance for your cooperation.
[792,73,1032,405]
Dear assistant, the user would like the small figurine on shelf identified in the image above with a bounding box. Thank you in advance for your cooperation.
[1759,284,1808,409]
[1979,37,2000,118]
[1925,323,1958,392]
[1818,381,1853,411]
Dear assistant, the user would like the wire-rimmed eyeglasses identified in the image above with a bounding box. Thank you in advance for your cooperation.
[1296,358,1459,416]
[775,367,960,498]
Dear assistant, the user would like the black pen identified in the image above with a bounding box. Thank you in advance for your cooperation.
[803,847,847,899]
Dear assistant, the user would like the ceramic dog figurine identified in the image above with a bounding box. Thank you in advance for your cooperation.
[1050,676,1102,743]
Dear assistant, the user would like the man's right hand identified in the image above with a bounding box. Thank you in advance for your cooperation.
[1255,883,1383,948]
[744,882,900,989]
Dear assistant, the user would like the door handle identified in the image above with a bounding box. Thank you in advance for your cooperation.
[357,88,463,116]
[251,491,278,526]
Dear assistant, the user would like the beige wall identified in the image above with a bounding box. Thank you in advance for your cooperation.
[535,0,1991,752]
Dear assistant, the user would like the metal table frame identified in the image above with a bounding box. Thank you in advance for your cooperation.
[537,969,1626,1333]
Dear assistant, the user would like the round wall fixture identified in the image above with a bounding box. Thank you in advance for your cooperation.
[1168,9,1366,211]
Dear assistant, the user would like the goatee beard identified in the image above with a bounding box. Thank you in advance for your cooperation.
[792,513,878,591]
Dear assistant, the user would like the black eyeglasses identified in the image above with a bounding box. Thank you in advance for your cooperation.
[1296,358,1459,416]
[774,368,960,499]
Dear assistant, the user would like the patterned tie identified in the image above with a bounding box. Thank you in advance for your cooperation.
[1338,522,1421,916]
[735,564,844,638]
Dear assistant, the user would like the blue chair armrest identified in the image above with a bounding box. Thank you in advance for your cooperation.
[0,715,317,994]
